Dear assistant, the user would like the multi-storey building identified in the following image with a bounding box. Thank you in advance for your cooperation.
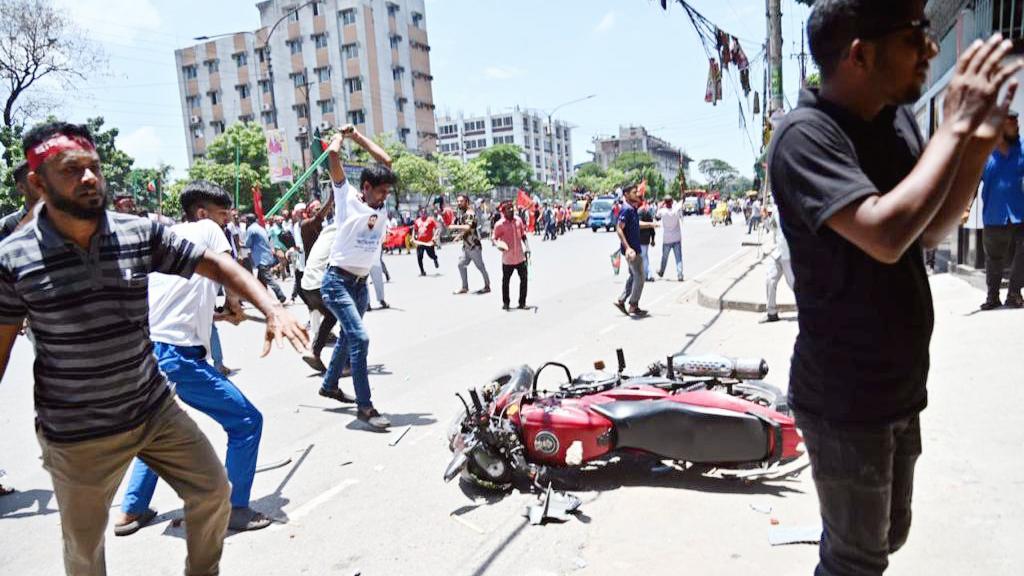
[915,0,1024,273]
[175,0,437,169]
[592,126,691,186]
[434,107,574,189]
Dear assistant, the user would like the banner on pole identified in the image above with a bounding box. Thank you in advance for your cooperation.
[265,129,294,184]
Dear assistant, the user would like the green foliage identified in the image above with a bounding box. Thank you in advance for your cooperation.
[188,161,268,211]
[631,165,666,197]
[575,162,605,179]
[806,72,821,88]
[393,154,442,199]
[0,124,25,214]
[437,155,491,197]
[723,176,754,198]
[188,121,275,212]
[347,133,408,165]
[476,144,532,187]
[206,122,269,168]
[162,179,185,218]
[86,117,135,194]
[609,151,656,173]
[126,165,172,213]
[698,158,740,193]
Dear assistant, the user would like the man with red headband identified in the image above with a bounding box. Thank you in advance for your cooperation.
[0,121,310,575]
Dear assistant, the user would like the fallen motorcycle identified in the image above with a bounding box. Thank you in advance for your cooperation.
[444,349,802,491]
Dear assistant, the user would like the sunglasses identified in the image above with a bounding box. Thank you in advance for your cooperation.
[863,18,936,43]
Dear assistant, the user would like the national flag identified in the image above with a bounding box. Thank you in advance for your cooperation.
[252,185,266,226]
[638,178,648,198]
[516,188,531,209]
[146,179,157,194]
[312,127,324,156]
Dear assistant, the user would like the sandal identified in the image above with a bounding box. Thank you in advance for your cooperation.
[114,508,158,537]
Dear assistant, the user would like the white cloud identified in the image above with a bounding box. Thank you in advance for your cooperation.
[594,11,616,33]
[55,0,162,44]
[483,66,525,80]
[119,126,163,166]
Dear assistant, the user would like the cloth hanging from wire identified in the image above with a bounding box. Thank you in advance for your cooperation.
[705,59,722,105]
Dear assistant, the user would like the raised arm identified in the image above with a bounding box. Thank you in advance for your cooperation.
[0,323,18,383]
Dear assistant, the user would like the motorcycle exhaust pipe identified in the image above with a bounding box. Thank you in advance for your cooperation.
[671,354,769,380]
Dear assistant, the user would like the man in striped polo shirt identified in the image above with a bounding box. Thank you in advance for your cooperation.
[0,121,309,576]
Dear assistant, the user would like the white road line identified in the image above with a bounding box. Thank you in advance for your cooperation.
[648,246,748,307]
[269,478,359,530]
[598,324,617,335]
[554,346,580,360]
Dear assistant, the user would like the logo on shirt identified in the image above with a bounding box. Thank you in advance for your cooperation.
[368,215,378,230]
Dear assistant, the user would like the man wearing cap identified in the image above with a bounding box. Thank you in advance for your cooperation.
[0,121,309,575]
[769,1,1020,573]
[978,111,1024,310]
[656,195,684,281]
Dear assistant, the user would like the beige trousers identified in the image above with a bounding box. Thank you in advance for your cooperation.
[37,396,231,576]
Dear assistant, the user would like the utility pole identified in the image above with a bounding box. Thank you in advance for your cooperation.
[791,25,809,88]
[767,0,784,114]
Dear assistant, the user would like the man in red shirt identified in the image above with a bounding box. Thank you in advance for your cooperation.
[492,202,530,310]
[413,209,439,276]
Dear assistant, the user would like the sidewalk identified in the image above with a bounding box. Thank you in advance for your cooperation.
[695,245,796,314]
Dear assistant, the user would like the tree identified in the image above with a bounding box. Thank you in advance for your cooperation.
[188,122,274,211]
[698,158,740,193]
[609,151,656,173]
[393,154,442,205]
[346,132,407,165]
[86,117,135,195]
[476,144,532,187]
[188,161,267,211]
[437,155,491,197]
[575,162,606,179]
[206,121,269,168]
[0,0,105,128]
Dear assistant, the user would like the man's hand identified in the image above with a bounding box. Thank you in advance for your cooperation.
[626,248,637,262]
[943,34,1022,136]
[261,306,310,357]
[973,81,1020,144]
[327,132,345,156]
[340,123,356,136]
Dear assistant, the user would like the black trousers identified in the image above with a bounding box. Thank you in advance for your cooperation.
[501,262,528,307]
[983,224,1024,298]
[795,409,921,576]
[256,265,286,303]
[298,287,337,358]
[291,269,304,300]
[416,245,438,274]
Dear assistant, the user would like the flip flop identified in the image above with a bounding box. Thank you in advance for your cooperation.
[114,508,157,537]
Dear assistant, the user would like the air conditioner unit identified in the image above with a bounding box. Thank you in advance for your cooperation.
[298,125,308,135]
[319,121,331,131]
[190,115,201,126]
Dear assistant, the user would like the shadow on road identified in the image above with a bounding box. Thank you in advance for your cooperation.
[678,256,763,355]
[0,488,58,520]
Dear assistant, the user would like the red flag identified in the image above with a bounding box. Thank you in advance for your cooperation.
[638,178,648,198]
[516,189,531,210]
[146,180,156,193]
[252,185,266,226]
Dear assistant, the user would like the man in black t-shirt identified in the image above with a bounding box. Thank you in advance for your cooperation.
[769,1,1022,574]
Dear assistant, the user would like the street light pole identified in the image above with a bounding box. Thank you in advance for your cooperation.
[545,94,596,201]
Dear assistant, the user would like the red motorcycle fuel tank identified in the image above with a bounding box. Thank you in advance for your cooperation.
[519,398,615,466]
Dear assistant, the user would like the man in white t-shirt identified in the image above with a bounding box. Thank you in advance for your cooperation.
[656,196,685,281]
[115,181,279,536]
[317,125,395,430]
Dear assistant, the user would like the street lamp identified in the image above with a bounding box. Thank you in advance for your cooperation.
[544,94,596,200]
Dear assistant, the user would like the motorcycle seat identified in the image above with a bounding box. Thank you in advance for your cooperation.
[591,399,770,464]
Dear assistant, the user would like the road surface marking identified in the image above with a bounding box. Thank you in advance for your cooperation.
[648,246,748,307]
[554,346,580,360]
[269,478,359,530]
[599,324,617,335]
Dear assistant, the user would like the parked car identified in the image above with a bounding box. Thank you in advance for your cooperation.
[588,198,616,232]
[571,200,589,228]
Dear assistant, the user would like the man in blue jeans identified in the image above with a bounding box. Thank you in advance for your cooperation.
[317,124,395,430]
[115,181,276,535]
[769,2,1019,574]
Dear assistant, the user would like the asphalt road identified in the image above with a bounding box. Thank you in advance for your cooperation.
[0,216,784,575]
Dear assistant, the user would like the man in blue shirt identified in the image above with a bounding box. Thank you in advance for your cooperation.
[613,184,656,317]
[980,113,1024,310]
[244,214,287,303]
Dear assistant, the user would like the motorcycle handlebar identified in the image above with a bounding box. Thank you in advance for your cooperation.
[670,354,768,380]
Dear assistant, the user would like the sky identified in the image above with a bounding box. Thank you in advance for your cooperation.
[45,0,814,181]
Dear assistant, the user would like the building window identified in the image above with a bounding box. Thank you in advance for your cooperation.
[313,33,329,49]
[208,91,220,105]
[259,79,272,93]
[203,59,219,74]
[291,71,307,87]
[261,110,277,125]
[186,95,201,108]
[319,99,335,114]
[395,97,406,112]
[233,52,248,67]
[344,77,362,93]
[438,124,457,137]
[288,39,302,54]
[341,43,359,59]
[256,48,266,63]
[237,84,250,99]
[389,34,402,48]
[411,11,424,28]
[311,1,321,16]
[211,120,225,135]
[182,65,198,79]
[347,109,366,124]
[386,2,399,16]
[239,114,254,123]
[492,116,512,130]
[340,8,357,25]
[315,66,331,82]
[288,9,300,22]
[294,104,309,119]
[392,66,405,80]
[464,119,485,133]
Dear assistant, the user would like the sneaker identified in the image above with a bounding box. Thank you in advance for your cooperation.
[319,387,356,404]
[502,304,511,311]
[613,300,628,315]
[980,298,1002,311]
[453,288,469,295]
[379,301,390,309]
[302,354,327,373]
[475,287,491,294]
[766,313,780,323]
[357,407,391,430]
[114,508,158,537]
[517,303,528,310]
[628,307,649,317]
[677,275,685,282]
[228,507,272,532]
[1006,294,1024,308]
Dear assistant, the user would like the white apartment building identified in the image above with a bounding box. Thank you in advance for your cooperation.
[435,107,573,189]
[593,125,691,186]
[175,0,437,169]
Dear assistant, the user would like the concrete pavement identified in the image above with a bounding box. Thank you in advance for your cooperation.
[1,216,1021,575]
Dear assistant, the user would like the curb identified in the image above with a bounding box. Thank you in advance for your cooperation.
[694,248,798,313]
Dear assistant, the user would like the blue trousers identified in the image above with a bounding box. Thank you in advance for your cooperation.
[122,343,263,513]
[659,241,683,279]
[321,267,373,408]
